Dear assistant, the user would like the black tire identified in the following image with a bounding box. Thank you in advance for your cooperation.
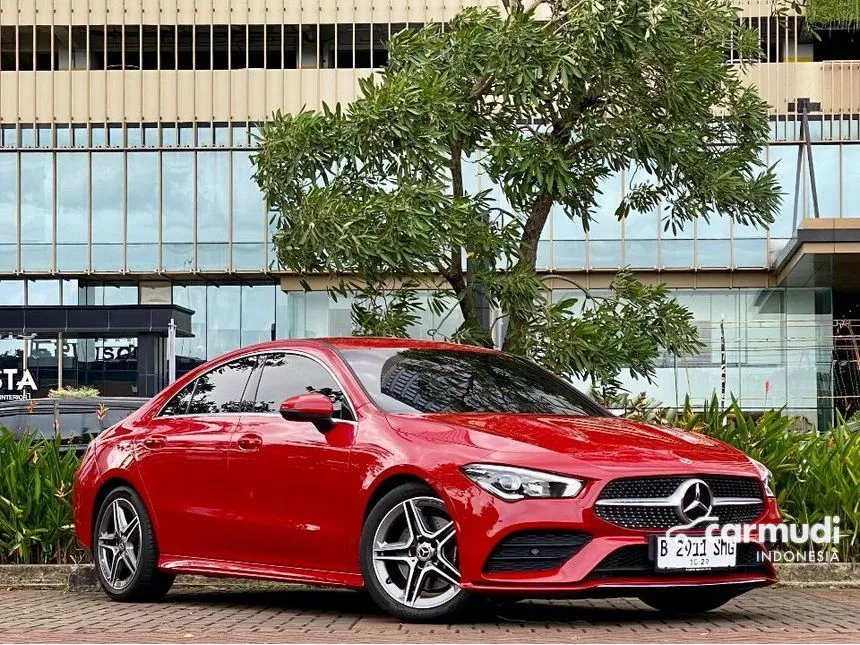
[638,586,749,614]
[92,485,175,602]
[360,483,473,622]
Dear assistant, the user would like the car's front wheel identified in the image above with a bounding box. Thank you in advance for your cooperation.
[93,486,175,601]
[360,483,471,622]
[638,587,748,614]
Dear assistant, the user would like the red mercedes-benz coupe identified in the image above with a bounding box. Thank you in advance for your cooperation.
[73,337,780,621]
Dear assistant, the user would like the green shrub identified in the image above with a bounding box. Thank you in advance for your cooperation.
[48,386,100,399]
[0,428,85,564]
[806,0,860,26]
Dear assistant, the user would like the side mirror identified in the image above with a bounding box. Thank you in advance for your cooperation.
[279,392,335,432]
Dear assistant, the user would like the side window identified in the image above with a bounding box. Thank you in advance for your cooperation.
[253,353,353,420]
[186,356,258,415]
[159,382,194,417]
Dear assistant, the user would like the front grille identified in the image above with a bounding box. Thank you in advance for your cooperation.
[595,475,765,530]
[599,476,762,500]
[713,503,766,524]
[595,506,681,530]
[588,543,768,579]
[484,531,591,574]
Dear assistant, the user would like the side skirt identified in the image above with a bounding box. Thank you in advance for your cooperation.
[158,555,365,589]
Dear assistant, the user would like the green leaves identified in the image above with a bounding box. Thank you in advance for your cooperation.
[0,429,83,564]
[509,270,703,395]
[254,0,777,391]
[806,0,860,25]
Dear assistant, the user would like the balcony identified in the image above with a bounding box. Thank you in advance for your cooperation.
[740,61,860,125]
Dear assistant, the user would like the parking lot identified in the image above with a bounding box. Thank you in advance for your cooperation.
[1,586,859,643]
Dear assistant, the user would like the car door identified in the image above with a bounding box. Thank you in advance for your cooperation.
[135,355,257,562]
[227,351,357,572]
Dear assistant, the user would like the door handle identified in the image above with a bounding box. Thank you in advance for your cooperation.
[237,433,263,451]
[143,434,166,450]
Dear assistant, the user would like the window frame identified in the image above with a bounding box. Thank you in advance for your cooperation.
[154,349,356,421]
[244,350,357,422]
[156,380,196,417]
[154,354,258,418]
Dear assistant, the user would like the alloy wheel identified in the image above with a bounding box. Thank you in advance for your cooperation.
[370,496,461,609]
[97,498,142,591]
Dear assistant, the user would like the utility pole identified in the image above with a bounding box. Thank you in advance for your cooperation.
[18,332,37,397]
[167,318,177,383]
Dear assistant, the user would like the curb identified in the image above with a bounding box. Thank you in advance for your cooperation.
[2,563,860,592]
[775,562,860,586]
[1,564,316,592]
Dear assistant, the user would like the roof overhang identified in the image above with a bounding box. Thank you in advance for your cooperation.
[775,218,860,290]
[0,304,195,337]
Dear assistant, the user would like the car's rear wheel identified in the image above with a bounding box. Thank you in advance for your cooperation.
[360,483,471,622]
[93,486,174,601]
[638,587,748,614]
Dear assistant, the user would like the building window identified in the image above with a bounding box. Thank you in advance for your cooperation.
[56,152,89,272]
[0,23,407,71]
[127,152,159,271]
[20,153,53,272]
[0,154,18,272]
[91,153,124,271]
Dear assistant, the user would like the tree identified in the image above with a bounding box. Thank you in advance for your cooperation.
[253,0,780,394]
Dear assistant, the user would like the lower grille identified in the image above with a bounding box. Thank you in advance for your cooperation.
[484,531,591,574]
[588,543,768,579]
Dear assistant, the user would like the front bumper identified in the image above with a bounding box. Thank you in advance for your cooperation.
[447,474,781,595]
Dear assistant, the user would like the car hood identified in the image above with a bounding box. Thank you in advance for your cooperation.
[389,413,756,478]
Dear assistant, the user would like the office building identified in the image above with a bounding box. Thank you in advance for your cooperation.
[0,1,854,427]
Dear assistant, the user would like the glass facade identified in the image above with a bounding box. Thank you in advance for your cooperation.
[555,288,833,428]
[0,122,857,274]
[0,123,268,274]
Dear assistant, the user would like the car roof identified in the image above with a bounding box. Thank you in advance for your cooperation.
[229,336,499,355]
[322,337,497,352]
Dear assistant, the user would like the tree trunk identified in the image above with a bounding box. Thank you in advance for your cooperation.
[448,140,493,347]
[502,193,554,352]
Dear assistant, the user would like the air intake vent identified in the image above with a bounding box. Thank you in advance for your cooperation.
[483,531,591,574]
[588,543,768,579]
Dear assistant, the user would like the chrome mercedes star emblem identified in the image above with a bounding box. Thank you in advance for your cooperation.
[415,542,435,562]
[676,479,713,523]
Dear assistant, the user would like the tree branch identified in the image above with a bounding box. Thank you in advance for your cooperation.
[468,74,495,102]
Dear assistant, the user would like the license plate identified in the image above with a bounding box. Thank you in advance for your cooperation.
[653,535,738,570]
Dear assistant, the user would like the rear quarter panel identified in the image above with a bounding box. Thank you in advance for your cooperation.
[72,419,154,552]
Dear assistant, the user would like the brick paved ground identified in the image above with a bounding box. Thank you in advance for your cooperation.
[1,586,859,643]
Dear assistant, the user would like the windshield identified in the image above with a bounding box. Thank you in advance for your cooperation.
[339,348,608,416]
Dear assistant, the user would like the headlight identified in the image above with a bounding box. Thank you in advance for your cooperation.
[461,464,583,501]
[749,457,775,497]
